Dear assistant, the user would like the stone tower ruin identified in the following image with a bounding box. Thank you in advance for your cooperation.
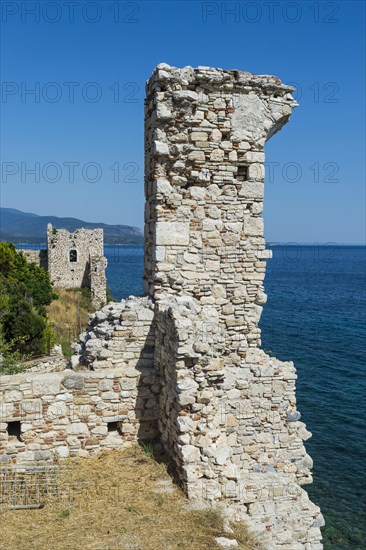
[1,65,323,549]
[21,224,107,309]
[141,64,323,548]
[46,224,107,309]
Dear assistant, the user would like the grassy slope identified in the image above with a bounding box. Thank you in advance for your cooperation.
[47,288,92,357]
[0,446,262,550]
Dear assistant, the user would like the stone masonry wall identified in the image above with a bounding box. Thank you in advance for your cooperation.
[20,248,48,270]
[20,224,107,309]
[144,65,323,549]
[0,367,159,465]
[154,295,322,549]
[47,224,107,308]
[144,64,288,352]
[73,297,156,372]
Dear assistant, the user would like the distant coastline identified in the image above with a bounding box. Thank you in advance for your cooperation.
[0,207,143,245]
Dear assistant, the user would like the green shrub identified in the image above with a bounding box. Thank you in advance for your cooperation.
[0,242,57,359]
[0,331,29,375]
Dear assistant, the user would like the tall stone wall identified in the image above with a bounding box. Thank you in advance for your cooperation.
[144,64,323,549]
[144,65,293,353]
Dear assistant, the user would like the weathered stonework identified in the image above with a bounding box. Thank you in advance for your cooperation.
[73,296,155,372]
[1,65,323,549]
[0,361,159,465]
[21,248,48,270]
[20,224,107,309]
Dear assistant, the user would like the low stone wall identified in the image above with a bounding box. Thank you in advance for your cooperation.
[0,366,159,465]
[73,296,155,371]
[23,346,67,374]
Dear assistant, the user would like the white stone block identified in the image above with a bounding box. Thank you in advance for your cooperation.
[56,446,69,458]
[32,375,60,395]
[188,150,205,162]
[177,416,195,433]
[215,537,238,548]
[215,447,232,466]
[210,149,224,162]
[153,178,172,195]
[47,402,67,418]
[156,103,172,120]
[181,444,200,463]
[155,222,190,245]
[154,141,169,156]
[243,217,264,236]
[174,90,198,101]
[66,423,89,435]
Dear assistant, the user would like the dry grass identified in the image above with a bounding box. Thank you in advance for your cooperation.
[0,446,262,550]
[47,288,92,357]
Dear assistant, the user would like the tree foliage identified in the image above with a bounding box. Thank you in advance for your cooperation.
[0,242,57,363]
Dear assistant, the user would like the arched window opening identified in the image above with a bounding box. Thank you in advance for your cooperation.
[69,249,78,263]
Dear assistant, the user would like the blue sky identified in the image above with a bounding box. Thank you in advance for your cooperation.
[1,0,365,243]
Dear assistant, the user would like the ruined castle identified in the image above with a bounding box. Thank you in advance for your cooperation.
[0,65,323,549]
[21,223,107,309]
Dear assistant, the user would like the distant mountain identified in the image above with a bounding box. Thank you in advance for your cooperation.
[0,208,143,245]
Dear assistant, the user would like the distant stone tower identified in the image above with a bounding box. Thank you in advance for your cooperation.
[46,224,107,309]
[21,225,107,309]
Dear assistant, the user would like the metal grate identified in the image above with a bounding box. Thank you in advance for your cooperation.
[0,465,61,509]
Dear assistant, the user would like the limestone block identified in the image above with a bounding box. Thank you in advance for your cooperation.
[47,402,67,418]
[155,222,190,245]
[66,423,89,435]
[177,393,196,406]
[243,217,264,237]
[191,132,208,142]
[190,186,206,200]
[154,141,169,156]
[35,450,51,461]
[154,246,166,262]
[174,90,198,101]
[156,103,172,120]
[248,163,264,181]
[215,447,232,466]
[4,390,22,402]
[62,375,84,390]
[243,151,265,163]
[188,150,205,162]
[210,129,222,142]
[215,538,238,548]
[32,375,61,396]
[91,425,108,435]
[17,451,35,463]
[210,149,224,162]
[153,178,172,195]
[21,399,42,415]
[56,393,72,401]
[0,403,14,420]
[239,181,264,199]
[56,446,69,458]
[181,444,200,463]
[98,379,114,392]
[177,416,195,433]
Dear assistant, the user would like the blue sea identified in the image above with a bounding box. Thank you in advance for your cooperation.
[105,244,366,550]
